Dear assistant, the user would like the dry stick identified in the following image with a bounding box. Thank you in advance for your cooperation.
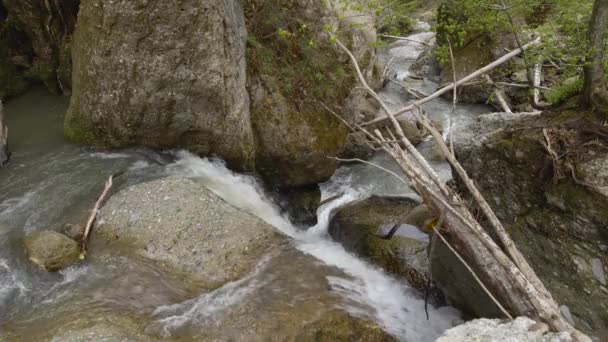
[333,156,513,318]
[362,37,542,127]
[484,74,513,113]
[79,175,114,260]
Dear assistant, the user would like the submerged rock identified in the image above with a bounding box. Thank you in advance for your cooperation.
[436,317,573,342]
[23,230,79,272]
[95,177,282,290]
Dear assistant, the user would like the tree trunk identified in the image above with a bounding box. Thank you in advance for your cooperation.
[0,100,9,167]
[583,0,608,107]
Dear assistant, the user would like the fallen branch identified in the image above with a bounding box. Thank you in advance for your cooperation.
[79,175,114,260]
[362,37,542,127]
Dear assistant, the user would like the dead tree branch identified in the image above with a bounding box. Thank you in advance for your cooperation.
[79,175,114,260]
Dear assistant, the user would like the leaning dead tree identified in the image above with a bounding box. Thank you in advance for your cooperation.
[334,38,590,341]
[0,100,9,167]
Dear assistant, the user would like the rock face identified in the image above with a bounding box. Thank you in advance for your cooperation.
[96,177,282,289]
[329,197,436,291]
[448,112,608,339]
[245,0,378,187]
[23,230,80,271]
[0,0,79,97]
[436,317,573,342]
[65,0,255,170]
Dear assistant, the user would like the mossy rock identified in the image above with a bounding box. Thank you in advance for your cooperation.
[294,310,396,342]
[23,230,80,272]
[329,197,434,290]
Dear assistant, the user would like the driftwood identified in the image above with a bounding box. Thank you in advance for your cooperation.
[335,37,590,341]
[0,100,9,167]
[362,37,541,127]
[79,175,114,259]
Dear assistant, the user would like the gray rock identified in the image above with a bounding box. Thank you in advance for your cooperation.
[436,317,573,342]
[560,305,575,327]
[65,0,255,170]
[591,259,606,286]
[23,230,80,272]
[96,177,282,289]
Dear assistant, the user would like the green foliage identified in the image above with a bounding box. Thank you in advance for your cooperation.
[545,78,584,104]
[243,0,358,112]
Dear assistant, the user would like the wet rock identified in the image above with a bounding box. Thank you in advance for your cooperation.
[96,177,282,290]
[293,310,397,342]
[329,197,434,291]
[436,317,573,342]
[66,0,255,170]
[23,230,79,272]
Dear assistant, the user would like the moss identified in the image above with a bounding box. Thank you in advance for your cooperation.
[64,115,96,144]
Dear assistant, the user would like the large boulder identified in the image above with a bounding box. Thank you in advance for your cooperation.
[0,0,79,97]
[65,0,255,170]
[436,317,573,342]
[23,230,80,272]
[95,177,282,289]
[245,0,379,187]
[447,111,608,340]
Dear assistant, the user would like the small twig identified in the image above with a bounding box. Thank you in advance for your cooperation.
[80,175,114,260]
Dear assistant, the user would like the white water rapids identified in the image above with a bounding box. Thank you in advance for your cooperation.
[154,151,461,340]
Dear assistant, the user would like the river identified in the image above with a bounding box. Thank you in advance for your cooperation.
[0,28,491,341]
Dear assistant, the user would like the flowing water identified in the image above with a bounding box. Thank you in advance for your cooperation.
[0,28,492,341]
